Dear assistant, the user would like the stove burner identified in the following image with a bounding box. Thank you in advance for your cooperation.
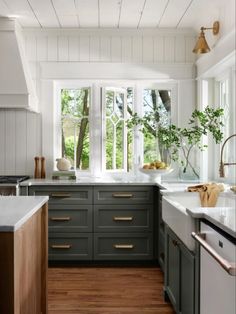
[0,176,30,184]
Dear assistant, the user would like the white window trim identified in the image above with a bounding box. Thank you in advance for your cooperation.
[54,80,94,176]
[213,68,235,182]
[101,86,128,173]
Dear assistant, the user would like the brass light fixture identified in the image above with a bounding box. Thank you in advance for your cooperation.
[193,21,220,54]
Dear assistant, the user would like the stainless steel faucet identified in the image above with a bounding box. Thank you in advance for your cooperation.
[219,134,236,177]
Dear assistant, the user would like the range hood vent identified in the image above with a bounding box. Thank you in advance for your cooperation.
[0,18,38,111]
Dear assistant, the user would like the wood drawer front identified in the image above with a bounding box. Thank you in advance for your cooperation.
[49,233,93,260]
[48,205,92,233]
[94,233,153,260]
[29,186,92,204]
[94,205,153,232]
[94,186,153,204]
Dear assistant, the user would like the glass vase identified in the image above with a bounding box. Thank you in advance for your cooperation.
[179,164,200,182]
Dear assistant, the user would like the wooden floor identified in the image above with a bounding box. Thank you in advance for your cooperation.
[48,266,174,314]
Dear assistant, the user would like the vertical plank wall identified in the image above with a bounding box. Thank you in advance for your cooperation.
[0,29,196,175]
[0,110,41,175]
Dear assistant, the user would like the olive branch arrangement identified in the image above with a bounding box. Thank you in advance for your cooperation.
[127,106,224,178]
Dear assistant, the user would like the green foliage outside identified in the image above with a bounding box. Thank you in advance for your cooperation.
[61,89,90,170]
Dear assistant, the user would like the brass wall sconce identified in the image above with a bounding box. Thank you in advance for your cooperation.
[193,21,220,54]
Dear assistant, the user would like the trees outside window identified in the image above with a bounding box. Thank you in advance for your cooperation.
[142,89,171,163]
[61,88,90,170]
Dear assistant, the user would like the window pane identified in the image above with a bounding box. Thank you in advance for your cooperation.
[61,88,90,170]
[142,89,171,163]
[116,121,124,169]
[104,87,133,171]
[106,119,114,170]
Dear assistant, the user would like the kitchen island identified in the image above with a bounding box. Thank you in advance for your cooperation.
[0,196,49,314]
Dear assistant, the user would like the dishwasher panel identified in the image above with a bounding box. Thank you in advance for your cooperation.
[200,222,236,314]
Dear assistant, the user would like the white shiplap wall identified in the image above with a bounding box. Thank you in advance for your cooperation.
[24,29,196,103]
[0,110,41,175]
[0,28,196,176]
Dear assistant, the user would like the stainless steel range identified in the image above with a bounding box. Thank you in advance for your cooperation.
[0,176,30,196]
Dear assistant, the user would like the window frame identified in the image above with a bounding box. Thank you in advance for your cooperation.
[54,81,93,175]
[54,80,178,177]
[213,68,236,182]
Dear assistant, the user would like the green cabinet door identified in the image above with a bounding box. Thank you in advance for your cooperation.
[165,226,195,314]
[165,227,180,313]
[179,242,195,314]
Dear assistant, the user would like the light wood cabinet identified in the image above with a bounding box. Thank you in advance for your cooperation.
[0,203,48,314]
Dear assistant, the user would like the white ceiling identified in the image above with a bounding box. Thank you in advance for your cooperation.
[0,0,227,29]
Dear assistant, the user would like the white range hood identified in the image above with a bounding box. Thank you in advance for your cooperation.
[0,18,38,111]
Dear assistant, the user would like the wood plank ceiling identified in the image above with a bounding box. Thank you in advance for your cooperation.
[0,0,225,29]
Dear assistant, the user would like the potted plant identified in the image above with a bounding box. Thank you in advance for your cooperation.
[127,106,224,180]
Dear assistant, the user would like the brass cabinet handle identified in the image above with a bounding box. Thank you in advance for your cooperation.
[50,217,71,221]
[192,232,236,276]
[112,193,134,198]
[113,216,133,221]
[51,244,72,249]
[51,193,71,198]
[113,244,134,249]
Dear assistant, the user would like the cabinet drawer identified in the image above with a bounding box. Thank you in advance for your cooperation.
[49,233,93,260]
[94,186,153,204]
[94,233,153,260]
[94,205,153,232]
[48,205,92,232]
[29,186,92,204]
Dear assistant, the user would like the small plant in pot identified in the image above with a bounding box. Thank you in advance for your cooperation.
[127,106,224,180]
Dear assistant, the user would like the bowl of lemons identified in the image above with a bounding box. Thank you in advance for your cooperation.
[139,160,173,179]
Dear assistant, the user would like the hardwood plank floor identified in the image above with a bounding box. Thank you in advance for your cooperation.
[48,266,174,314]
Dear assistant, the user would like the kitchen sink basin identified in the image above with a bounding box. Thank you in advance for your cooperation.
[162,191,235,251]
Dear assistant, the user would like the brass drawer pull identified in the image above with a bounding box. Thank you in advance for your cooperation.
[113,216,133,221]
[50,217,71,221]
[113,244,134,249]
[51,193,71,198]
[51,244,72,249]
[112,193,134,198]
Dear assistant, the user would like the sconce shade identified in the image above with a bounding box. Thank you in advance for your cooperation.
[192,30,210,54]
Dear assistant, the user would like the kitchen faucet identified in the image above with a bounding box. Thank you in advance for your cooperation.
[219,133,236,177]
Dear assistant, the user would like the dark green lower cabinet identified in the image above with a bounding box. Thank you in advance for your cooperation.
[94,233,153,260]
[49,233,93,260]
[180,243,195,314]
[165,226,195,314]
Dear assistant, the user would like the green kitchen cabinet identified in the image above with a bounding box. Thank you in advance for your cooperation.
[29,185,93,261]
[165,225,195,314]
[28,184,157,262]
[157,191,165,271]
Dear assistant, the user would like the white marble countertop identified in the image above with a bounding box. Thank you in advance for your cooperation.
[20,177,162,186]
[161,186,236,238]
[186,198,236,238]
[0,196,49,232]
[20,177,199,190]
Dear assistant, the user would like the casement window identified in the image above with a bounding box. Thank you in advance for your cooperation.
[60,88,91,170]
[102,87,133,172]
[201,65,236,182]
[56,81,175,176]
[215,70,236,181]
[142,88,171,164]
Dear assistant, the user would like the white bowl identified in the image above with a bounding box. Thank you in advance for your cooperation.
[139,167,173,178]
